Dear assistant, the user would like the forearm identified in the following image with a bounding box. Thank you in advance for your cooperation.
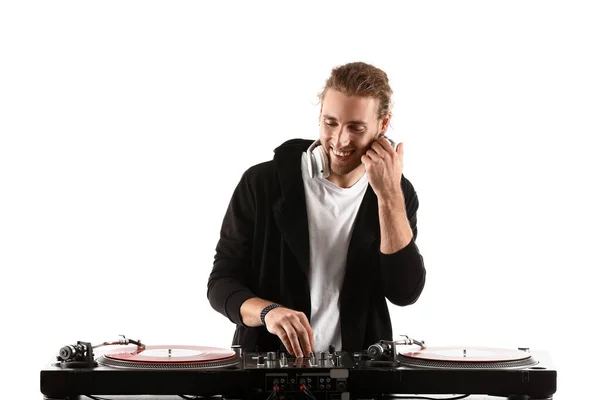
[378,193,414,254]
[380,241,426,305]
[207,273,255,326]
[240,297,276,327]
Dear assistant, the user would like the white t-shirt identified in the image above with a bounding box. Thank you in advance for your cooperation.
[301,152,369,352]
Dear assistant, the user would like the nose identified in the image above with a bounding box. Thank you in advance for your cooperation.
[331,125,351,149]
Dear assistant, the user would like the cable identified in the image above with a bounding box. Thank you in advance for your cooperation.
[265,391,277,400]
[299,384,318,400]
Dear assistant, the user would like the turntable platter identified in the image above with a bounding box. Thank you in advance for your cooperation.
[397,346,538,369]
[400,346,531,362]
[97,345,240,369]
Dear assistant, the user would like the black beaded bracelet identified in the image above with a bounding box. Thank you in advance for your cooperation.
[260,303,282,326]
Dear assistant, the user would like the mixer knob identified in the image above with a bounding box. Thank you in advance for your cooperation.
[267,351,277,361]
[334,354,342,366]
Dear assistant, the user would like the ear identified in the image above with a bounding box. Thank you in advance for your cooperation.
[378,113,392,136]
[318,106,323,124]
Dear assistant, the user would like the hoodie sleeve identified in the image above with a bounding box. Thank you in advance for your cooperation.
[207,170,257,326]
[380,176,426,306]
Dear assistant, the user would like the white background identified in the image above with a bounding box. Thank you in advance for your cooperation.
[1,1,598,399]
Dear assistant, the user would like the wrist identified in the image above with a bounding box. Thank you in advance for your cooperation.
[260,303,282,326]
[378,192,405,209]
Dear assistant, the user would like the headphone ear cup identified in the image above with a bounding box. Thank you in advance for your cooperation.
[306,140,318,178]
[387,137,397,150]
[306,140,330,179]
[306,151,314,178]
[313,145,330,179]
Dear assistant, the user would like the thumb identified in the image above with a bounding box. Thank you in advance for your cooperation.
[396,142,404,155]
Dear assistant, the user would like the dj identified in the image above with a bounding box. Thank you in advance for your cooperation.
[207,62,426,358]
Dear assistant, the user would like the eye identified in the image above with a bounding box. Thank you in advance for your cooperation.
[324,120,337,127]
[350,125,366,133]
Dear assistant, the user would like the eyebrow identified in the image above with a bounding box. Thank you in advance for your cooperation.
[322,114,368,125]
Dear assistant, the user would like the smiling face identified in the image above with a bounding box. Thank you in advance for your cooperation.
[319,89,390,187]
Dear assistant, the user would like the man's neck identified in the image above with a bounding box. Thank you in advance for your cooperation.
[326,166,366,189]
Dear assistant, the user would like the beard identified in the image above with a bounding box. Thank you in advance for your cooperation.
[327,145,368,176]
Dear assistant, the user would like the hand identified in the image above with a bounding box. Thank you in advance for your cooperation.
[361,137,404,201]
[264,306,314,357]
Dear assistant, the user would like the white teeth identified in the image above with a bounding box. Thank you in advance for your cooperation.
[333,150,352,157]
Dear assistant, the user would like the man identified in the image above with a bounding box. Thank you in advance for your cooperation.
[207,62,426,358]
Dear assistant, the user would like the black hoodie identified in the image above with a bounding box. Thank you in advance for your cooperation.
[207,139,426,352]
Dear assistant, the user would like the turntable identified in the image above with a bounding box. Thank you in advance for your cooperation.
[40,335,557,400]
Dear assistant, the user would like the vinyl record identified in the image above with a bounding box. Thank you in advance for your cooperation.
[97,345,240,369]
[396,346,538,369]
[399,346,531,362]
[103,345,236,363]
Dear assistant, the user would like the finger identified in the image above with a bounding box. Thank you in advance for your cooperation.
[299,313,315,353]
[371,139,391,156]
[292,319,312,356]
[380,135,396,147]
[282,323,303,357]
[274,328,294,355]
[380,136,395,151]
[370,140,385,155]
[365,149,380,161]
[361,154,373,168]
[396,142,404,155]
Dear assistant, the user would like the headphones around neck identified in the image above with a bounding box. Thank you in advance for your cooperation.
[305,135,397,180]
